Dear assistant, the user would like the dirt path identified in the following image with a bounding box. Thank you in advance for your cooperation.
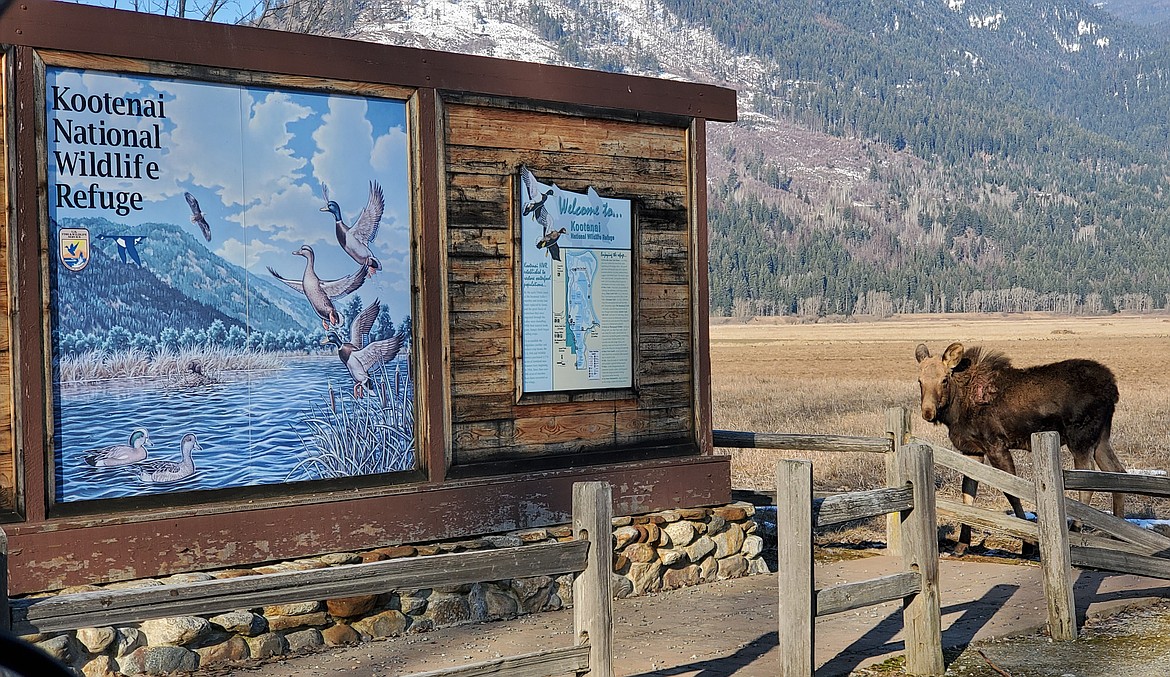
[209,553,1170,676]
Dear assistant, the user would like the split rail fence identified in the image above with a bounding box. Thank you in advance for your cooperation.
[8,411,1170,675]
[718,405,1170,670]
[0,482,615,677]
[774,442,943,676]
[914,430,1170,640]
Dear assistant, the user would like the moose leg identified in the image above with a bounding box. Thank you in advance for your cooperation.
[1092,436,1127,518]
[988,447,1036,556]
[955,475,979,556]
[1068,446,1097,515]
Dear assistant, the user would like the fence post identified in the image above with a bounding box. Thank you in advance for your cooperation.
[885,407,911,556]
[897,443,944,676]
[573,481,614,677]
[1032,431,1077,641]
[1,527,8,632]
[777,459,815,677]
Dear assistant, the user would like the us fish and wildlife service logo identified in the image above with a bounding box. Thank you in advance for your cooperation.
[59,228,91,272]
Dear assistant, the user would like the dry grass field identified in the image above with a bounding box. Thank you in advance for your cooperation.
[711,313,1170,543]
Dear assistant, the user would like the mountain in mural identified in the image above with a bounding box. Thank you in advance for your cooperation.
[53,217,313,337]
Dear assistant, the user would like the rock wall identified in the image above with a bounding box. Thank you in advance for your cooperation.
[20,503,767,675]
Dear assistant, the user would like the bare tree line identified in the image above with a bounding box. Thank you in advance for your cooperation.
[64,0,406,36]
[729,290,1168,321]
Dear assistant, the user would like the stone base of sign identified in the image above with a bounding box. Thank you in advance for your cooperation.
[21,502,768,675]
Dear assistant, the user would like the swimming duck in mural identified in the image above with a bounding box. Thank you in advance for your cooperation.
[82,428,153,467]
[520,165,553,231]
[268,245,369,330]
[168,359,219,389]
[184,192,212,242]
[321,182,384,276]
[136,433,200,484]
[536,227,568,262]
[99,234,147,266]
[322,299,409,399]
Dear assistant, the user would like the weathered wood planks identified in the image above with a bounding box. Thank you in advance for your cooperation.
[815,572,920,617]
[0,55,13,513]
[409,646,590,677]
[444,103,697,465]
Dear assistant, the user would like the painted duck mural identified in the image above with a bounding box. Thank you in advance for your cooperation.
[268,245,369,330]
[321,181,385,277]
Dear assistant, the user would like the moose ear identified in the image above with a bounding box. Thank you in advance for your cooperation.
[915,344,931,363]
[941,342,965,369]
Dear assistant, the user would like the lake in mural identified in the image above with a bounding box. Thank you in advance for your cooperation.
[47,66,415,504]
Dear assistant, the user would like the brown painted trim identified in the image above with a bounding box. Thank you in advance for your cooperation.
[690,119,714,455]
[413,88,448,484]
[11,46,46,522]
[0,1,738,123]
[6,455,730,594]
[38,48,418,101]
[442,91,697,130]
[0,48,19,522]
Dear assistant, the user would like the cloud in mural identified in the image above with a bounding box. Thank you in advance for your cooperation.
[371,127,410,235]
[216,236,282,269]
[242,180,331,247]
[311,97,410,234]
[311,96,374,196]
[48,66,413,326]
[159,81,247,205]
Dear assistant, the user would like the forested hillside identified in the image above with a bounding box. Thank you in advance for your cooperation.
[656,0,1170,316]
[51,218,316,355]
[322,0,1170,316]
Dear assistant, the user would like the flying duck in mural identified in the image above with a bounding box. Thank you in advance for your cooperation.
[536,227,568,262]
[99,234,147,266]
[321,182,384,276]
[322,299,409,399]
[136,433,200,484]
[82,428,153,468]
[520,165,553,231]
[184,192,212,242]
[268,245,369,330]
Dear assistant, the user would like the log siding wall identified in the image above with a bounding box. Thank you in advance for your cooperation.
[445,103,696,466]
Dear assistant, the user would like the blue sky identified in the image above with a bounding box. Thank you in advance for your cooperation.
[47,66,413,325]
[60,0,254,24]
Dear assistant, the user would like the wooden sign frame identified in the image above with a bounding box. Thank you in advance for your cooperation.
[0,0,737,594]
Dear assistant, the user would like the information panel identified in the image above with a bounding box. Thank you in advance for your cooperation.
[519,166,632,393]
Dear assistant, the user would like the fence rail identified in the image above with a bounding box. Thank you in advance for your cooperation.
[815,487,913,527]
[2,482,615,677]
[9,541,590,635]
[1064,470,1170,497]
[713,430,892,454]
[729,406,1170,662]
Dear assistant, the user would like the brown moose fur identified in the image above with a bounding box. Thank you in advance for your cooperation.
[915,342,1126,554]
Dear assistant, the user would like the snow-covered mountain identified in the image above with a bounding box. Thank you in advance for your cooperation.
[339,0,1170,317]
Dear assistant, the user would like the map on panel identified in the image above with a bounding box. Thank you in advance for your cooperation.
[519,166,632,393]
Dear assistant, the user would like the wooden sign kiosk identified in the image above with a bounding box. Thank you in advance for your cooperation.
[0,0,737,594]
